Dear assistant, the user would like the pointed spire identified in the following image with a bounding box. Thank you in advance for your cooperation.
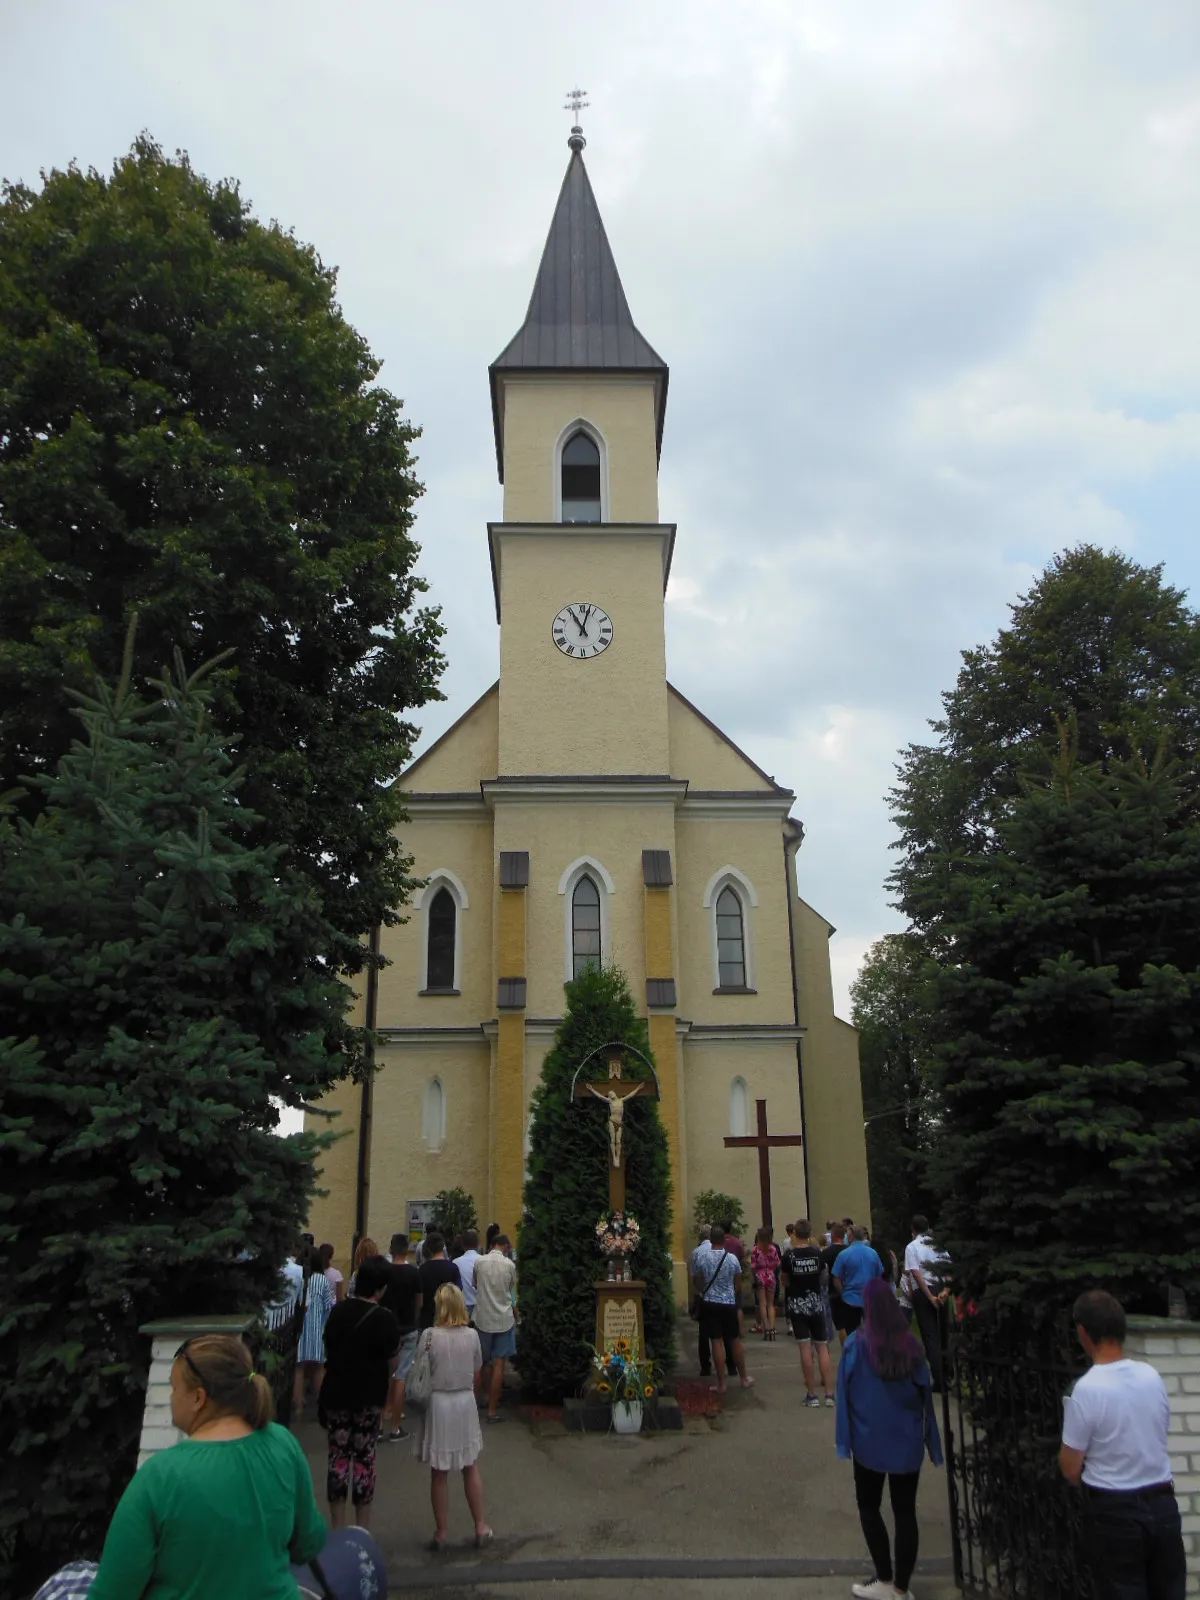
[489,144,668,481]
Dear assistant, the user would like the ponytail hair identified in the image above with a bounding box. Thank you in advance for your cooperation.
[174,1333,274,1430]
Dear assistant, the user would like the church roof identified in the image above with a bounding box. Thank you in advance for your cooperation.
[489,141,669,480]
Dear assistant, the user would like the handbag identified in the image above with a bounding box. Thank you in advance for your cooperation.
[406,1329,434,1409]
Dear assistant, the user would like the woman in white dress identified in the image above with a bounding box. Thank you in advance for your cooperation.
[416,1283,492,1551]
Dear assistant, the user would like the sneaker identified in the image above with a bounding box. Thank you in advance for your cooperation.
[825,1393,835,1407]
[803,1392,821,1408]
[851,1581,900,1599]
[387,1426,410,1441]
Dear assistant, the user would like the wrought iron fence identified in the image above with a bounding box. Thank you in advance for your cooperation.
[942,1310,1098,1600]
[248,1307,301,1429]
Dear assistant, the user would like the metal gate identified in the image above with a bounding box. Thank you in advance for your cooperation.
[942,1311,1098,1600]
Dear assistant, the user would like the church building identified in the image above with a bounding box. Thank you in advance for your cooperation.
[307,128,869,1292]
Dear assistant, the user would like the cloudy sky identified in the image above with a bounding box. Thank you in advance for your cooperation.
[4,1,1199,1013]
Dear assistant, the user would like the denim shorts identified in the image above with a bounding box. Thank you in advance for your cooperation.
[477,1325,517,1362]
[393,1330,419,1380]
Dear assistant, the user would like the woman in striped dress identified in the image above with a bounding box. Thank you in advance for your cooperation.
[293,1248,334,1417]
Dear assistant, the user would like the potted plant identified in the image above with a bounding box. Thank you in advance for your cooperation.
[590,1335,659,1433]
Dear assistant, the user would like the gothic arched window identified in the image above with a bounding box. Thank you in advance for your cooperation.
[730,1075,750,1137]
[561,430,601,523]
[572,874,602,978]
[423,1076,446,1151]
[716,885,746,989]
[426,887,457,991]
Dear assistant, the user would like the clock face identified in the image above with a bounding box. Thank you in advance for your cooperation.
[552,603,613,659]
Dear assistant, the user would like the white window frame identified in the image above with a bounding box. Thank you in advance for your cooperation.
[702,866,758,991]
[558,855,615,983]
[552,417,610,524]
[422,1075,446,1152]
[730,1075,751,1137]
[415,869,469,993]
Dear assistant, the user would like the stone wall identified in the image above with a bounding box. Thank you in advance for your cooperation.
[1127,1316,1200,1597]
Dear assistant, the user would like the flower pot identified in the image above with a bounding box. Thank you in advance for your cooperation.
[612,1399,643,1434]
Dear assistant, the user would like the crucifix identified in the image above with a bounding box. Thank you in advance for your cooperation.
[724,1099,803,1232]
[573,1043,656,1212]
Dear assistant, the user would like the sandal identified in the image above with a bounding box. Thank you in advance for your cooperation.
[474,1528,494,1548]
[740,1375,757,1390]
[425,1537,447,1554]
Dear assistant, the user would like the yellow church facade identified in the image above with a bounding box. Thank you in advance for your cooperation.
[306,133,869,1294]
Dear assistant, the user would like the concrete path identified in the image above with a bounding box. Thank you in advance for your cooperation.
[296,1316,956,1599]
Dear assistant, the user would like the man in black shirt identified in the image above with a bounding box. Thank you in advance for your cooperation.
[380,1231,421,1441]
[417,1231,462,1330]
[782,1219,833,1407]
[820,1222,849,1345]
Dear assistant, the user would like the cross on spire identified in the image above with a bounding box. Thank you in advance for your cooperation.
[564,86,589,151]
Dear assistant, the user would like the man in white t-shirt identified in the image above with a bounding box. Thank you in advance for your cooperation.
[903,1214,949,1391]
[473,1237,517,1423]
[1060,1290,1185,1600]
[455,1229,483,1319]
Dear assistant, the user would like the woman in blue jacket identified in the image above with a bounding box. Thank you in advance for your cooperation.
[835,1276,943,1600]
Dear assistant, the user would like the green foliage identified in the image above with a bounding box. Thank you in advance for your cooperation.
[929,736,1200,1310]
[851,934,940,1247]
[431,1187,478,1242]
[886,546,1200,1312]
[690,1190,747,1240]
[518,966,675,1398]
[891,546,1200,940]
[0,644,343,1591]
[0,136,444,1011]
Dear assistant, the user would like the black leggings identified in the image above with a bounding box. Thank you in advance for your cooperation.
[853,1458,920,1591]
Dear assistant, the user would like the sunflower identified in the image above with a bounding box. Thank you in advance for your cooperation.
[643,1384,655,1397]
[596,1380,611,1394]
[613,1337,631,1354]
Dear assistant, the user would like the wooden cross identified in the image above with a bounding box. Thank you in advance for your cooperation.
[573,1045,654,1211]
[724,1099,803,1232]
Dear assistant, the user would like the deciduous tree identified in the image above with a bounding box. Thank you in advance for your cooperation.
[0,136,443,1011]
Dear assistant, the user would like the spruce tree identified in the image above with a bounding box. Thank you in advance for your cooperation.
[518,966,675,1398]
[930,736,1200,1311]
[884,548,1200,1311]
[0,640,347,1590]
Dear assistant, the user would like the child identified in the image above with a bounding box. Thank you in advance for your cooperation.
[750,1227,781,1340]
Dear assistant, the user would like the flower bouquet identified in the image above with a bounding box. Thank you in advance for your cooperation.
[590,1335,660,1431]
[595,1210,640,1280]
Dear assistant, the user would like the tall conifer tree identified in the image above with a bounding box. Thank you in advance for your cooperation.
[0,640,346,1588]
[518,966,675,1398]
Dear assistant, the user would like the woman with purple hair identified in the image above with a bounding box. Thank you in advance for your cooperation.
[835,1276,943,1600]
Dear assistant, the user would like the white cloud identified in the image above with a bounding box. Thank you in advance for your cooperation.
[2,0,1198,1022]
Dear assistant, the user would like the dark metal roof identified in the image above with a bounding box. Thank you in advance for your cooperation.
[489,145,668,480]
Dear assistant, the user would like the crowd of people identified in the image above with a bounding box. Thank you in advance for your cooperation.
[34,1211,1187,1600]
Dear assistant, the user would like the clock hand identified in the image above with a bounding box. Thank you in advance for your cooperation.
[572,608,588,637]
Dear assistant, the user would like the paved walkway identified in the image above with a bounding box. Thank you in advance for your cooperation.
[296,1316,956,1599]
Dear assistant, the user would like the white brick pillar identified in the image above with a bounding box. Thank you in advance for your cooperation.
[137,1315,256,1468]
[1126,1315,1200,1597]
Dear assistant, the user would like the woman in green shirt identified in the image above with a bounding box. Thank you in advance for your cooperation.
[84,1332,325,1600]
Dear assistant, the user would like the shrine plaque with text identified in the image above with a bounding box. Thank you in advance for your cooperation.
[594,1279,646,1355]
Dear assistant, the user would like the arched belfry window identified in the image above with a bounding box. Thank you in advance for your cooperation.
[561,430,601,523]
[426,887,457,991]
[572,874,602,978]
[716,886,747,989]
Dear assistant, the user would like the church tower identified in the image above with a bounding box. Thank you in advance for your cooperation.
[305,126,870,1297]
[488,123,672,774]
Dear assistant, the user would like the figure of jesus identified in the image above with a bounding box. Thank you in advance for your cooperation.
[587,1083,641,1169]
